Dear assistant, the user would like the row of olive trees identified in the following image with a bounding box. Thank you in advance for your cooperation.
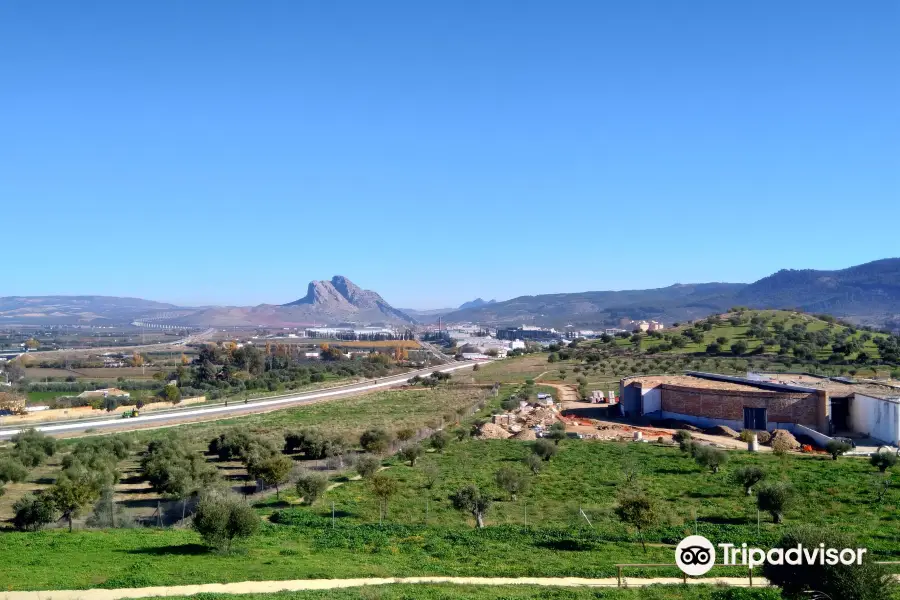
[0,428,58,498]
[13,435,130,532]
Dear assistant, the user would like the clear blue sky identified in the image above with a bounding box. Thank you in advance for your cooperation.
[2,1,898,309]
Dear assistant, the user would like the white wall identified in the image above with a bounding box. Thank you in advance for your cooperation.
[642,387,661,415]
[849,394,900,445]
[793,424,833,447]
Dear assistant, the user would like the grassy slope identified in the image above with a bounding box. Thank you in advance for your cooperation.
[3,439,899,590]
[638,310,888,361]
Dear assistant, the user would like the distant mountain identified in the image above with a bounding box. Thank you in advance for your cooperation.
[458,298,496,310]
[399,307,454,320]
[442,283,745,328]
[0,296,179,324]
[165,276,415,327]
[441,259,900,329]
[735,258,900,320]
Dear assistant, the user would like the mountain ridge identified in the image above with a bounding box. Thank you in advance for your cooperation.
[3,259,899,328]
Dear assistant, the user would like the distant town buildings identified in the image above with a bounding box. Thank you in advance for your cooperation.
[496,325,560,341]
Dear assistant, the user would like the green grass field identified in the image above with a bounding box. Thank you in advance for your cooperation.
[138,586,783,600]
[259,440,900,556]
[4,436,899,591]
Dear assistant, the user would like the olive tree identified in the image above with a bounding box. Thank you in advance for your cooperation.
[451,484,492,528]
[495,466,529,501]
[871,451,898,473]
[192,491,259,552]
[295,471,329,505]
[730,465,767,495]
[355,454,381,479]
[399,444,423,467]
[12,493,56,532]
[757,482,793,524]
[825,440,852,461]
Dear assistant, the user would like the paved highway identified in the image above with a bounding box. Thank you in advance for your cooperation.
[0,361,481,439]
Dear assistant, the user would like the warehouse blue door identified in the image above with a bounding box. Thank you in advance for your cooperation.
[743,407,767,430]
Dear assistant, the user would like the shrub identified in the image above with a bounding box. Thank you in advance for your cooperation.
[495,466,529,501]
[295,471,329,505]
[429,430,449,452]
[192,492,259,551]
[755,430,772,444]
[871,451,898,473]
[763,525,896,599]
[355,454,381,479]
[0,457,29,483]
[396,427,416,442]
[532,438,558,461]
[524,453,543,475]
[546,421,567,445]
[398,444,423,467]
[738,430,758,443]
[679,439,696,455]
[500,397,520,411]
[730,465,766,495]
[359,428,392,454]
[12,493,55,531]
[825,440,852,460]
[673,430,693,443]
[757,482,794,524]
[694,446,728,473]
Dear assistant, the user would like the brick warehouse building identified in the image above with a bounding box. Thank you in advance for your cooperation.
[620,372,900,446]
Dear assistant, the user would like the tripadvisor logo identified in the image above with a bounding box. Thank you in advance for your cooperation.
[675,535,868,576]
[676,535,716,576]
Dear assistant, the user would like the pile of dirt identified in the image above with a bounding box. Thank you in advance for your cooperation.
[650,418,701,432]
[477,423,513,440]
[704,425,740,438]
[513,429,537,441]
[769,429,800,450]
[523,407,558,428]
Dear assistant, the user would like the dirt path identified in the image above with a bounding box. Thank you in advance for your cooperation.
[536,381,579,403]
[0,576,773,600]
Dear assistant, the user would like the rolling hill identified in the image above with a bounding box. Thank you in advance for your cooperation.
[442,259,900,329]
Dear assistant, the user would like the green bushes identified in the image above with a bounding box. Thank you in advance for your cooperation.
[451,485,491,528]
[693,446,728,473]
[870,451,898,473]
[192,491,260,552]
[495,466,529,501]
[398,443,423,467]
[295,471,329,505]
[355,454,381,479]
[673,430,693,443]
[730,465,767,495]
[825,439,852,460]
[360,428,392,454]
[532,439,558,461]
[12,493,56,531]
[283,428,345,460]
[0,457,28,483]
[757,482,794,524]
[429,430,449,452]
[763,525,896,599]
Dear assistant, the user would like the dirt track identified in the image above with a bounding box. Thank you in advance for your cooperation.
[0,576,773,600]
